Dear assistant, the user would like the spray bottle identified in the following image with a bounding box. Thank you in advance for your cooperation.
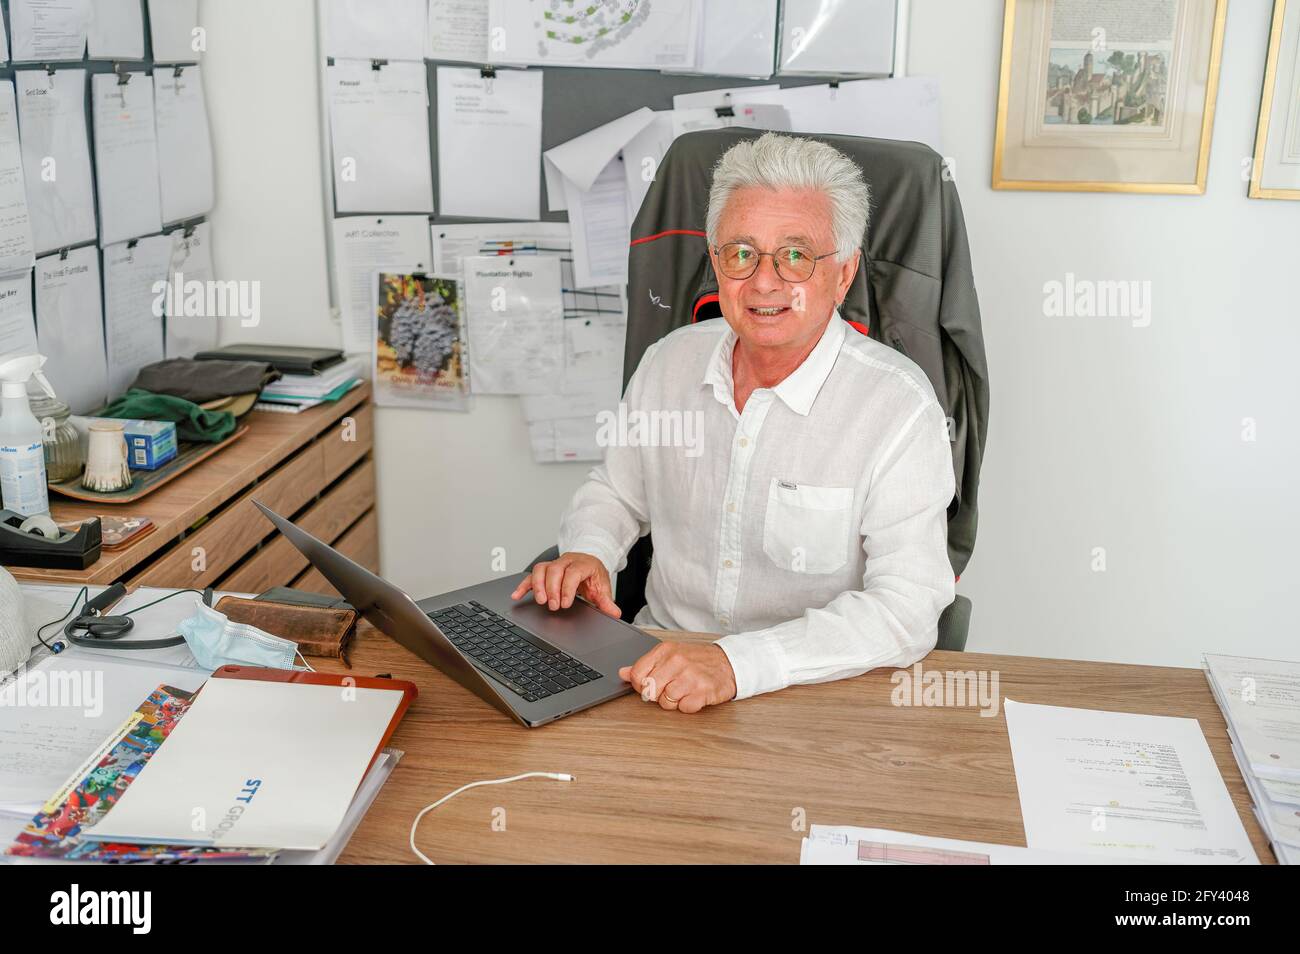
[0,354,56,518]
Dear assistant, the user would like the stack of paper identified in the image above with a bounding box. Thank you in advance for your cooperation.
[256,357,366,413]
[1204,654,1300,865]
[81,675,405,851]
[0,663,402,865]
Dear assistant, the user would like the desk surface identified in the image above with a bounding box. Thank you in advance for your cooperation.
[326,624,1276,865]
[13,383,371,586]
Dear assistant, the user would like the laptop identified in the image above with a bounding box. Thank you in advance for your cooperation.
[253,501,660,727]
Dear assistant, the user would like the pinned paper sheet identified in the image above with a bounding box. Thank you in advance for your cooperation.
[88,0,145,59]
[426,0,490,63]
[154,65,215,224]
[489,0,700,70]
[35,246,108,414]
[777,0,896,76]
[327,0,427,62]
[328,59,434,214]
[0,268,37,356]
[564,158,629,289]
[436,66,543,220]
[164,222,218,358]
[462,253,564,395]
[92,71,163,247]
[332,214,432,355]
[670,0,777,79]
[543,106,655,212]
[16,68,97,255]
[9,0,90,62]
[0,80,35,277]
[103,234,172,398]
[147,0,201,63]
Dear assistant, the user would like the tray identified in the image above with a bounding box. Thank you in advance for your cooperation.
[49,425,250,503]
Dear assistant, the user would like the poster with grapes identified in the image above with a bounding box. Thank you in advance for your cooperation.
[373,272,470,410]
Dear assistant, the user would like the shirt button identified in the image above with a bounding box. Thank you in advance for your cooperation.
[727,502,736,512]
[738,437,749,447]
[723,559,733,568]
[719,616,730,627]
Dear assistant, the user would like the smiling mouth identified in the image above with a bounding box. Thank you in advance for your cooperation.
[747,304,790,318]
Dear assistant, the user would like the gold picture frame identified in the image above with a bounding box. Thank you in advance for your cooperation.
[1249,0,1300,199]
[992,0,1228,194]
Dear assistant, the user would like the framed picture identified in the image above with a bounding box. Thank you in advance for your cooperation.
[992,0,1228,193]
[1250,0,1300,199]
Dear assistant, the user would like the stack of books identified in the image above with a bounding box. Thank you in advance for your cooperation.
[255,357,366,414]
[1203,653,1300,864]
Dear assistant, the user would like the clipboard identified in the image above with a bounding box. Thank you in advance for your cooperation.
[210,665,417,776]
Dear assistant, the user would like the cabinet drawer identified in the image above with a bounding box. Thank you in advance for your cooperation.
[218,460,376,594]
[291,510,379,596]
[133,444,326,588]
[322,404,373,484]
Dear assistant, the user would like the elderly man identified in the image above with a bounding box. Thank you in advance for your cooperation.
[513,132,955,713]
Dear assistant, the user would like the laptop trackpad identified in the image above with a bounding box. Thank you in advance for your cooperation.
[503,599,625,655]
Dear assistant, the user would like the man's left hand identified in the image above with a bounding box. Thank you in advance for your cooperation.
[619,642,737,713]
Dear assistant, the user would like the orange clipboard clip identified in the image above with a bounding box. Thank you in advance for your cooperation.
[209,665,418,775]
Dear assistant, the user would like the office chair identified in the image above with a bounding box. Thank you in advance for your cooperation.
[534,129,988,652]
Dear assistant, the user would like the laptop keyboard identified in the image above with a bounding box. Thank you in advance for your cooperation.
[428,600,605,703]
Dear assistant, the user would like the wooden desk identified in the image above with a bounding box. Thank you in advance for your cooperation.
[327,624,1276,864]
[10,383,377,593]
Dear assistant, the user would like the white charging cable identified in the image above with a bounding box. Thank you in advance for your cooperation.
[409,772,576,865]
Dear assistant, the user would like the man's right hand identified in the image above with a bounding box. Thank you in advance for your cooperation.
[510,551,621,619]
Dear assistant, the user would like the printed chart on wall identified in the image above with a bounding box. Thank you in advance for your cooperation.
[489,0,702,70]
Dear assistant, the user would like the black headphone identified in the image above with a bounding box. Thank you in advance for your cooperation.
[56,583,207,652]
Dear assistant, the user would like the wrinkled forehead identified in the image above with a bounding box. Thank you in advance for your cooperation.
[715,185,835,248]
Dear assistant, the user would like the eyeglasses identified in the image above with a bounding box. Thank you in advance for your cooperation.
[713,242,837,282]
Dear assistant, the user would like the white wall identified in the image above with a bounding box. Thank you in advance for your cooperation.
[200,0,1299,668]
[912,0,1299,666]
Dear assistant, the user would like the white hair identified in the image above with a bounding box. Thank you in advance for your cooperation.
[705,132,870,261]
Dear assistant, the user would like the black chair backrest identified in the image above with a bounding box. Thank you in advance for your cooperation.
[614,128,988,619]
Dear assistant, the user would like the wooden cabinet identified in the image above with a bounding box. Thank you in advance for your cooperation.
[10,384,379,593]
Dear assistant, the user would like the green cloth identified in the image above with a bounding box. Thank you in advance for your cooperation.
[99,389,236,443]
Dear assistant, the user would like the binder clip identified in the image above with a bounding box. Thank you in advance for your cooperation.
[371,58,387,71]
[480,65,496,94]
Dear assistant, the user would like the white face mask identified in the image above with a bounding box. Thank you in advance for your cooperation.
[177,602,299,672]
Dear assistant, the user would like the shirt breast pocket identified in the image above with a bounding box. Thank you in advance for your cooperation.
[762,478,855,574]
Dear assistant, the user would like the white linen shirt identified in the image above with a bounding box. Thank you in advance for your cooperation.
[558,313,956,700]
